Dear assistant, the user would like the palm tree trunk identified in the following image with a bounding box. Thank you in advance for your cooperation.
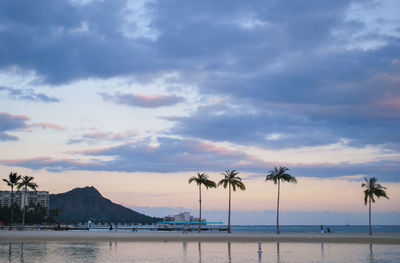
[198,184,202,233]
[368,196,372,235]
[276,180,280,234]
[22,187,27,228]
[10,186,14,227]
[228,183,231,233]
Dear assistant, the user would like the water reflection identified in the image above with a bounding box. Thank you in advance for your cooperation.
[368,243,376,263]
[8,242,12,262]
[276,242,280,263]
[227,242,231,262]
[182,241,187,262]
[7,242,25,262]
[198,242,202,263]
[320,242,324,263]
[19,243,24,263]
[2,240,399,262]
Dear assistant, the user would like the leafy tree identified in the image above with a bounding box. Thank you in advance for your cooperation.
[362,177,389,235]
[17,176,38,228]
[0,204,61,226]
[189,172,216,232]
[265,166,297,234]
[2,172,21,227]
[47,208,62,224]
[218,170,245,233]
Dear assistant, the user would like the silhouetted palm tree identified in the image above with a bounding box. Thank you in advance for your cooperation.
[265,166,297,234]
[218,170,246,233]
[2,172,21,227]
[17,176,38,227]
[362,177,389,235]
[189,172,216,232]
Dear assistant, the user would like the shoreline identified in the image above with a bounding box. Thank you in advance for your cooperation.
[1,231,400,244]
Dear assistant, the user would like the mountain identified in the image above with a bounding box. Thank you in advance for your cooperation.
[49,186,161,224]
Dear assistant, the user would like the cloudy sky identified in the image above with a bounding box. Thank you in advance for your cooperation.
[0,0,399,225]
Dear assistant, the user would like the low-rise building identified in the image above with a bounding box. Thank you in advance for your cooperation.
[163,212,206,223]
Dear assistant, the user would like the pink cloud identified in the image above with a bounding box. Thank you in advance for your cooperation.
[379,97,400,112]
[35,122,66,131]
[100,92,185,108]
[67,130,137,145]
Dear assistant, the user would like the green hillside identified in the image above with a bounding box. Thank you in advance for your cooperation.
[49,186,161,224]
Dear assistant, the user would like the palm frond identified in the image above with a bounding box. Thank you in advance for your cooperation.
[17,176,38,191]
[203,180,217,189]
[236,181,246,191]
[219,170,246,192]
[363,190,369,205]
[189,173,216,189]
[362,177,389,205]
[374,189,389,199]
[3,178,11,186]
[265,166,296,185]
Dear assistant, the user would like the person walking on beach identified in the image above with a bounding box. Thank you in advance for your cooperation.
[320,225,324,234]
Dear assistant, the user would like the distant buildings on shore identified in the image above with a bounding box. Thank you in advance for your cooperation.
[0,191,49,209]
[163,212,205,223]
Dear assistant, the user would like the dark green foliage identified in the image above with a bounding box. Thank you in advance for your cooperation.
[49,186,161,224]
[218,170,246,191]
[188,172,216,189]
[47,208,61,223]
[0,203,61,225]
[265,166,297,184]
[362,177,389,204]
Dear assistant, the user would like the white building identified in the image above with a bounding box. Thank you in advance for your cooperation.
[164,212,205,223]
[0,190,49,209]
[173,212,191,222]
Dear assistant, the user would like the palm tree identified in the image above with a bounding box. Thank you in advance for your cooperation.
[218,170,246,233]
[362,177,389,235]
[265,166,297,234]
[188,172,216,232]
[2,172,21,227]
[17,176,38,228]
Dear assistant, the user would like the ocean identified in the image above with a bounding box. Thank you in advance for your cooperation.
[94,225,400,233]
[229,225,400,233]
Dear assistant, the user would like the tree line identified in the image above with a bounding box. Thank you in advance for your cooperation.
[0,202,60,225]
[1,172,60,227]
[189,167,389,235]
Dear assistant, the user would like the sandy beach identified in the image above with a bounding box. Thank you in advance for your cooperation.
[1,231,399,244]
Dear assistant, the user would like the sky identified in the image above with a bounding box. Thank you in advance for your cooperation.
[0,0,399,225]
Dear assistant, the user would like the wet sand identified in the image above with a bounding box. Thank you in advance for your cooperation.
[1,231,399,244]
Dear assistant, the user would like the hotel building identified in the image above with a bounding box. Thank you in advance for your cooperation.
[0,190,49,209]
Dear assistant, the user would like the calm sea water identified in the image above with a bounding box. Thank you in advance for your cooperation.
[229,225,400,233]
[102,225,400,233]
[1,241,399,263]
